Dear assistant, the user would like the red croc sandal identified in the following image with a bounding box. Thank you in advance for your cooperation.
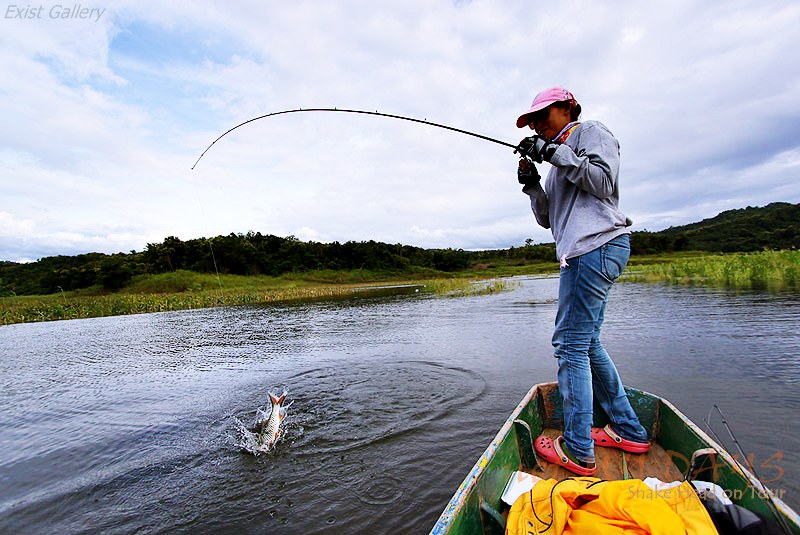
[534,435,597,476]
[591,424,650,453]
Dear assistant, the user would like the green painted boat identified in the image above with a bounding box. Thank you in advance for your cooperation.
[430,382,799,534]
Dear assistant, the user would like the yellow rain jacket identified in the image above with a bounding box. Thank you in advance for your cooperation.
[506,477,718,535]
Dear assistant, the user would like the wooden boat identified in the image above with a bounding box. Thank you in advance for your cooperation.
[430,382,799,534]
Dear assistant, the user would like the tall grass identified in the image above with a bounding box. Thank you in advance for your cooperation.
[0,271,517,325]
[623,250,799,291]
[424,278,520,297]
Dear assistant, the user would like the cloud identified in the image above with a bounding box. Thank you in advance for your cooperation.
[1,0,799,262]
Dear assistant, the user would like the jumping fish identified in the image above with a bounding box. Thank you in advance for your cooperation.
[254,392,287,451]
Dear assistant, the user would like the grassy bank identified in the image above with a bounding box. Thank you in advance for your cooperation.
[623,250,799,291]
[0,270,519,325]
[4,250,797,325]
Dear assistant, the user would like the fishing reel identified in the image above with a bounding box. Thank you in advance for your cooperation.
[515,135,556,164]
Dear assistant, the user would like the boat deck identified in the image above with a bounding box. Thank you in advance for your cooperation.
[533,428,685,482]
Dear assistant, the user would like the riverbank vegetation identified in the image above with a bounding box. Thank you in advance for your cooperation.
[3,249,797,325]
[1,202,797,324]
[5,202,796,298]
[0,271,519,325]
[624,249,799,291]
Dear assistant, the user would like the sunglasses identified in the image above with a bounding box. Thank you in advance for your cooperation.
[529,106,552,125]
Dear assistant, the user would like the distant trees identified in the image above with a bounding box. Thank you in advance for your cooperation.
[630,232,689,255]
[0,233,475,296]
[96,255,138,290]
[0,252,148,295]
[2,202,797,296]
[140,233,453,275]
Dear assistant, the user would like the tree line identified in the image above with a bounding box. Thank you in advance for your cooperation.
[1,202,796,296]
[0,234,493,296]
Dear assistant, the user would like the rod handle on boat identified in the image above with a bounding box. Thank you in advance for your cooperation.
[684,447,719,482]
[513,419,544,473]
[479,499,506,534]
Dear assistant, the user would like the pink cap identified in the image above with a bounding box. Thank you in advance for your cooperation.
[516,86,577,128]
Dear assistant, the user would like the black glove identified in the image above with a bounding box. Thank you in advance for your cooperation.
[516,135,558,163]
[517,158,541,188]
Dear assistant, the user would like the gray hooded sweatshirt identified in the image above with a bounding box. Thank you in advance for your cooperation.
[523,120,632,261]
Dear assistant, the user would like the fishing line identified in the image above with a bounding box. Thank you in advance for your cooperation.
[182,167,224,296]
[208,240,223,293]
[191,107,521,169]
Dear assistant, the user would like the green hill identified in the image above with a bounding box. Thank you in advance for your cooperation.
[631,202,800,254]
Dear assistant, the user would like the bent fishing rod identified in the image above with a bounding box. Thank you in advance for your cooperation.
[191,107,522,170]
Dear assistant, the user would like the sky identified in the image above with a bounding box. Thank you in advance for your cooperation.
[1,0,799,262]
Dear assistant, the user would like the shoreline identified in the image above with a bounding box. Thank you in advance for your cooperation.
[0,276,521,325]
[3,250,798,325]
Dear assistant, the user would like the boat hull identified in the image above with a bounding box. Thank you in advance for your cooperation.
[431,382,799,535]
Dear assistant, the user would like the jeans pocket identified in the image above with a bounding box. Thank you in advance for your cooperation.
[601,238,630,281]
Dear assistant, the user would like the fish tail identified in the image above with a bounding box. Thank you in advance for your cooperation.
[269,392,287,406]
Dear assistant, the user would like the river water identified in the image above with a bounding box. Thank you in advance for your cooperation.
[1,277,798,534]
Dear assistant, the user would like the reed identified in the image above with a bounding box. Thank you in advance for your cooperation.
[0,272,515,325]
[623,250,799,291]
[424,277,520,297]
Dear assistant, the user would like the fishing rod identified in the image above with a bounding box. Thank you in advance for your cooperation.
[191,107,521,169]
[704,405,793,534]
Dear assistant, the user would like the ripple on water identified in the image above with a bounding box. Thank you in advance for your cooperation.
[346,471,405,506]
[277,360,486,455]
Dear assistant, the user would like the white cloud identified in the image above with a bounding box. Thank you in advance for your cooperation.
[0,212,35,236]
[1,0,799,262]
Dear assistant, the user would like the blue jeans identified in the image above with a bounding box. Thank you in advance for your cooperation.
[553,234,648,462]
